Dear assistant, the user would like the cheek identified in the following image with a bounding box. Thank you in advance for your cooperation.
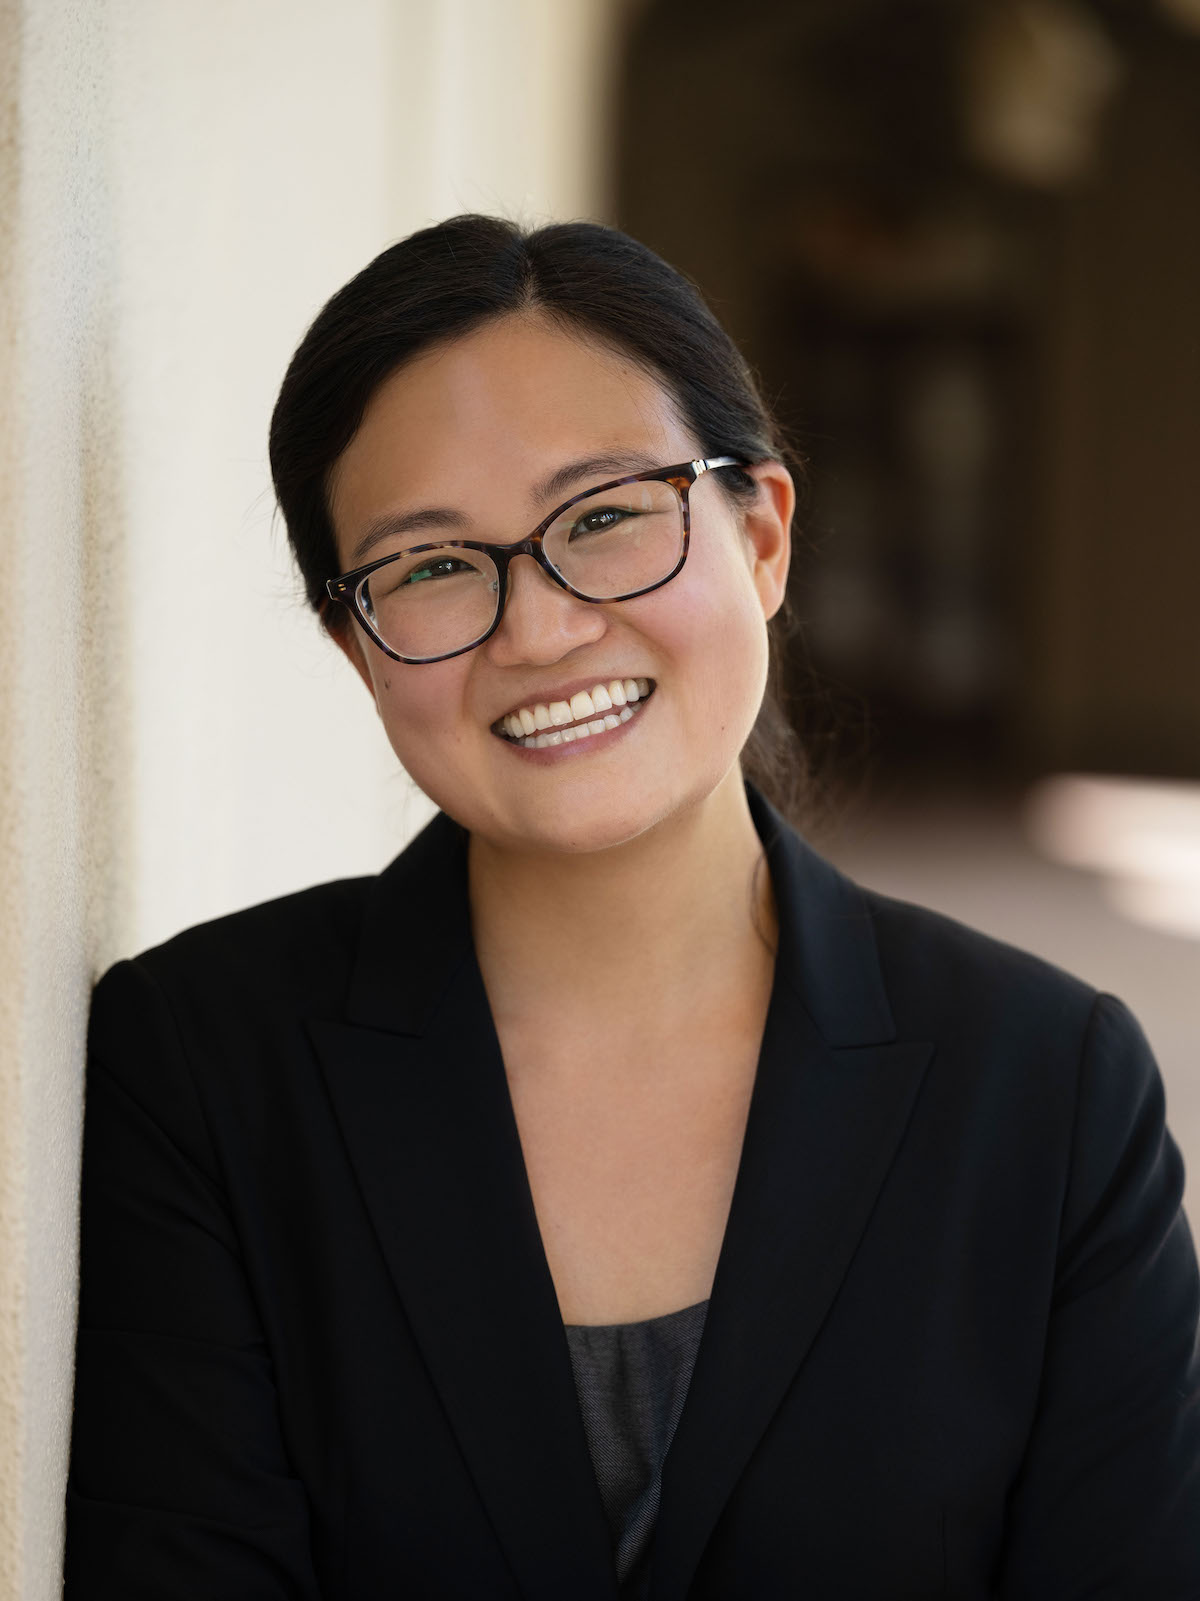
[367,656,465,767]
[700,594,771,731]
[697,526,769,645]
[641,548,769,723]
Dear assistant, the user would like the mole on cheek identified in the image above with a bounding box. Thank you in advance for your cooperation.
[382,677,391,691]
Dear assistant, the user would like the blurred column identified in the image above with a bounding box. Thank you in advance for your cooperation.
[0,3,619,1597]
[1,7,123,1600]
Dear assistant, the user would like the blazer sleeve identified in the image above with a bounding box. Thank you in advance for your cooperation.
[997,992,1200,1599]
[64,958,325,1600]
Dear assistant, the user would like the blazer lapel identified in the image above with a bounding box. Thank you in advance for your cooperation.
[308,792,933,1601]
[308,812,618,1601]
[648,791,934,1601]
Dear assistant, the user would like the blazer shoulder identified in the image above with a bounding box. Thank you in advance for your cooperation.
[854,877,1098,1043]
[86,873,387,1156]
[95,871,377,1027]
[840,880,1168,1188]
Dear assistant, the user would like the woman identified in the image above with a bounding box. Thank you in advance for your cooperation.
[65,215,1200,1599]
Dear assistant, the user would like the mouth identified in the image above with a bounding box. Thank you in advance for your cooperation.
[492,677,656,750]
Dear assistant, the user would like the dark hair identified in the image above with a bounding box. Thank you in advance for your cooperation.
[269,213,812,824]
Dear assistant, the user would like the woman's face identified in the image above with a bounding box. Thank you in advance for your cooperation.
[327,312,793,855]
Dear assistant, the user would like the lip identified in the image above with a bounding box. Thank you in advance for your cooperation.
[490,675,657,734]
[499,688,654,762]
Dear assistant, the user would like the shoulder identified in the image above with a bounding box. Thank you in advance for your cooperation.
[93,872,375,1030]
[857,878,1097,1040]
[85,808,467,1108]
[84,876,376,1141]
[845,876,1167,1155]
[756,785,1101,1062]
[84,871,403,1180]
[831,875,1190,1292]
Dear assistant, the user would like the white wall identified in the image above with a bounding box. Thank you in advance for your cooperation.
[113,0,617,952]
[0,3,617,1594]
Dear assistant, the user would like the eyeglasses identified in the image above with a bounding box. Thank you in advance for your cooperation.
[325,456,747,665]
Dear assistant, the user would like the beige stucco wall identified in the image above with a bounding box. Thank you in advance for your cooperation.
[0,3,616,1595]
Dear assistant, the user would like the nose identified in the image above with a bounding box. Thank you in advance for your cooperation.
[483,553,608,667]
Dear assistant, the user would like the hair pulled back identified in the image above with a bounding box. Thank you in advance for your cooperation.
[269,213,811,823]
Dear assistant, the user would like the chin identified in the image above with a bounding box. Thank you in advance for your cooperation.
[512,807,662,857]
[486,785,665,857]
[400,713,747,855]
[485,764,734,859]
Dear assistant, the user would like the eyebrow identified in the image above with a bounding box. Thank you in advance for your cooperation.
[345,449,668,567]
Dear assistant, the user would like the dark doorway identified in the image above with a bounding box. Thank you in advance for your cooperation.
[614,0,1200,791]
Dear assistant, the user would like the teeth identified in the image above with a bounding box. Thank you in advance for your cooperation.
[499,678,654,741]
[511,695,647,749]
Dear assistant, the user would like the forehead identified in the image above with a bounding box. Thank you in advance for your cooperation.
[328,313,693,552]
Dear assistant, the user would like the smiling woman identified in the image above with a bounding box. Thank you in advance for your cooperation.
[64,216,1200,1600]
[316,307,790,858]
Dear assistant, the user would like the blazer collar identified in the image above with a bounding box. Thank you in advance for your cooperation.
[744,782,895,1047]
[344,801,474,1036]
[313,784,932,1601]
[344,782,896,1049]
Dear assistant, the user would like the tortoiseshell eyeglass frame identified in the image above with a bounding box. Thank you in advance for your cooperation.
[324,455,748,665]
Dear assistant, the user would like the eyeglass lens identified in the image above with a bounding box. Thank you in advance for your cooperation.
[358,478,685,660]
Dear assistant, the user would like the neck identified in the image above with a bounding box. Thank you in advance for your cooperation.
[467,770,777,1038]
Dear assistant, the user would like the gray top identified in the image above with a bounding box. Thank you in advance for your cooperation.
[564,1298,710,1599]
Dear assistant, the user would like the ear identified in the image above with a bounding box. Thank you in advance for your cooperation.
[739,460,794,621]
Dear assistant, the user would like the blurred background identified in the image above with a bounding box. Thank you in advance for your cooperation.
[612,0,1200,1203]
[1,2,1197,1595]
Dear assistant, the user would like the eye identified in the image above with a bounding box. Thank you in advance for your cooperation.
[365,552,481,611]
[568,505,635,540]
[401,556,473,585]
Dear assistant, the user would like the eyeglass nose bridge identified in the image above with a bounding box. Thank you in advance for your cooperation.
[487,526,611,618]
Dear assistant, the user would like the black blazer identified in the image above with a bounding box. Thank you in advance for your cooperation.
[65,785,1200,1600]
